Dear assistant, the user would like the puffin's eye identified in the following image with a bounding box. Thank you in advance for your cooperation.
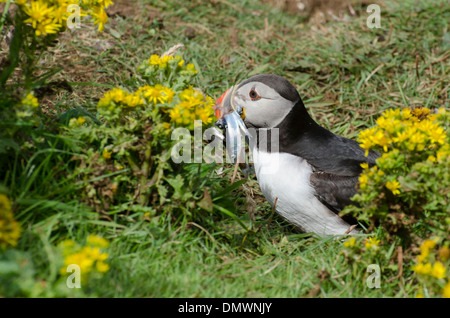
[249,89,260,101]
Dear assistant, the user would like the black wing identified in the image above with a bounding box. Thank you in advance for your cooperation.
[282,129,379,212]
[306,134,379,213]
[310,172,359,213]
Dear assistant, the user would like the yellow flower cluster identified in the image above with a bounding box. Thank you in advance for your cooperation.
[102,147,112,160]
[148,54,183,68]
[343,237,356,247]
[358,162,385,190]
[97,87,145,111]
[68,116,86,127]
[169,87,215,128]
[385,179,401,196]
[21,92,39,108]
[16,92,39,118]
[412,238,450,298]
[97,85,176,112]
[357,107,449,196]
[11,0,112,36]
[59,234,110,280]
[358,107,448,156]
[136,84,175,105]
[146,54,197,73]
[364,237,380,249]
[138,54,198,80]
[97,85,214,129]
[0,194,21,249]
[342,236,380,250]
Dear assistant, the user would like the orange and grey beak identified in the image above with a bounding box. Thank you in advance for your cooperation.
[214,86,251,164]
[214,87,235,127]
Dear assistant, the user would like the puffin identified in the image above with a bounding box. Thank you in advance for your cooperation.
[214,73,379,236]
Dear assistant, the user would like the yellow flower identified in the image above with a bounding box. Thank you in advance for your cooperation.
[364,237,380,249]
[428,126,446,145]
[176,56,185,67]
[385,180,401,195]
[96,261,110,273]
[357,127,378,155]
[169,106,183,124]
[143,85,170,105]
[82,246,105,261]
[77,117,86,125]
[383,108,401,118]
[392,130,409,144]
[412,262,432,275]
[179,87,203,104]
[401,108,413,119]
[358,173,368,189]
[0,194,21,249]
[185,63,197,73]
[430,261,446,279]
[99,0,114,9]
[411,107,430,119]
[23,0,62,36]
[98,88,144,110]
[162,86,175,103]
[158,55,173,68]
[21,93,39,108]
[148,54,161,66]
[98,88,123,107]
[102,148,112,160]
[23,0,53,29]
[360,163,369,170]
[421,238,438,251]
[443,281,450,298]
[409,132,426,151]
[343,237,356,248]
[427,155,436,162]
[196,106,214,125]
[417,248,429,263]
[162,122,172,134]
[69,116,86,128]
[436,144,450,162]
[376,116,397,134]
[59,236,110,278]
[92,6,108,32]
[63,252,94,274]
[417,238,439,262]
[123,93,144,108]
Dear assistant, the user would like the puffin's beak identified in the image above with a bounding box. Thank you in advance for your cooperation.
[214,86,251,164]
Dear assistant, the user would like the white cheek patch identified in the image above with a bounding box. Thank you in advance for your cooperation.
[235,83,294,128]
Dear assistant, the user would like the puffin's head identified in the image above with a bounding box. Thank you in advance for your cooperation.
[214,73,301,130]
[214,74,302,164]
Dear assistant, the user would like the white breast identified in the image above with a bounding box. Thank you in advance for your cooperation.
[252,148,354,236]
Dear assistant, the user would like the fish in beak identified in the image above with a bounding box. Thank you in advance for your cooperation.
[214,86,252,166]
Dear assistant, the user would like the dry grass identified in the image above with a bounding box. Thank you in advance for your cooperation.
[264,0,382,22]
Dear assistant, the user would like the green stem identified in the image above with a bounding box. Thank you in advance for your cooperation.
[139,142,152,205]
[0,0,11,38]
[126,155,140,173]
[23,37,37,90]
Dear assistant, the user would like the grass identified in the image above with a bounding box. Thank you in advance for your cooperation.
[1,0,449,297]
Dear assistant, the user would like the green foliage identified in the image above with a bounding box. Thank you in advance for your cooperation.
[343,108,450,244]
[411,237,450,298]
[63,53,233,226]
